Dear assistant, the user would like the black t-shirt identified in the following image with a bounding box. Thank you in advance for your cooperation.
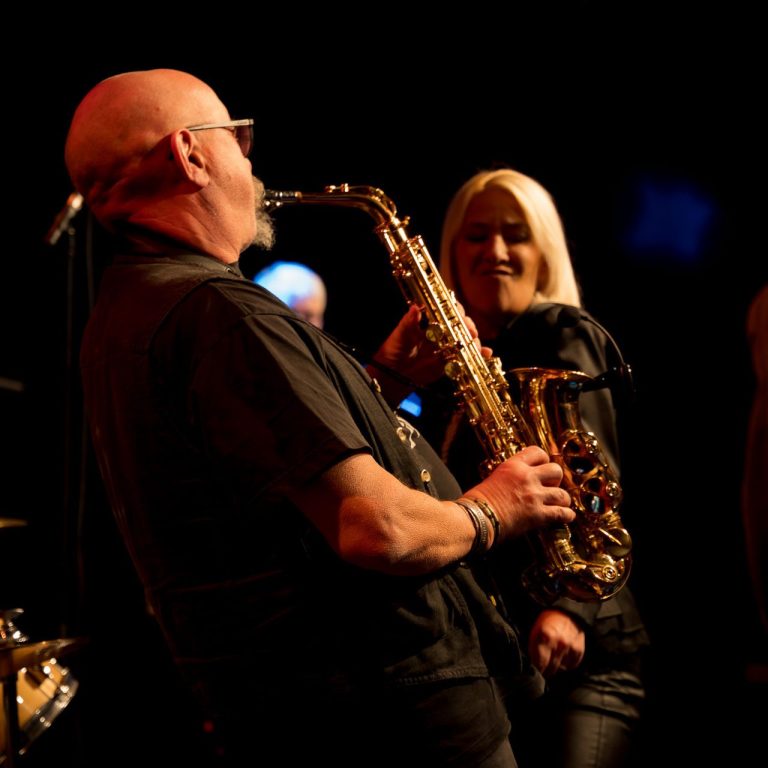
[80,252,526,765]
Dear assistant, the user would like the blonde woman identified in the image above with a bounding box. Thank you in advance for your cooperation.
[435,168,649,768]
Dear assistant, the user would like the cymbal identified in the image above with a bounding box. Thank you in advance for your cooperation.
[0,517,27,529]
[0,637,86,677]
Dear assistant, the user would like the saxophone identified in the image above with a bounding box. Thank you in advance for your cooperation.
[264,184,631,602]
[508,367,632,602]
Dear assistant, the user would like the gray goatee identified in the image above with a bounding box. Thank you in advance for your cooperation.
[252,176,276,249]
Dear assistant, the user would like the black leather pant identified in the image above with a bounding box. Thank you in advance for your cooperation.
[509,669,645,768]
[480,737,518,768]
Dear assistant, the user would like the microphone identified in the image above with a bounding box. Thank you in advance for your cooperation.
[44,192,84,246]
[554,305,634,401]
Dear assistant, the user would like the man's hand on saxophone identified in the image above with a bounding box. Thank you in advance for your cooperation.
[466,446,574,546]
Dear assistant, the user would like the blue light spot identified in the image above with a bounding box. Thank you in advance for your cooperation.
[622,176,717,265]
[398,392,422,417]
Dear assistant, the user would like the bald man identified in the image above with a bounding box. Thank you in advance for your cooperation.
[68,69,572,767]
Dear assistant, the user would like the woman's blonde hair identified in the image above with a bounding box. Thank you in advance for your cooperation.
[439,168,582,308]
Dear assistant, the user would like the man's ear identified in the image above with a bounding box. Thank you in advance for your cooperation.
[169,129,209,189]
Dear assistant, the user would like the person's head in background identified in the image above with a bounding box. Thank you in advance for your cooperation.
[439,168,581,340]
[253,260,327,329]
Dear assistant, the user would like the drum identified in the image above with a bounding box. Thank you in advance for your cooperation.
[0,657,79,759]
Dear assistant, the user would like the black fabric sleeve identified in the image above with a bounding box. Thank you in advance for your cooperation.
[160,283,374,505]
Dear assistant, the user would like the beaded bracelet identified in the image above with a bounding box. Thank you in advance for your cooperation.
[455,498,489,559]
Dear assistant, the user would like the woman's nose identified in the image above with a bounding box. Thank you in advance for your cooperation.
[483,232,509,261]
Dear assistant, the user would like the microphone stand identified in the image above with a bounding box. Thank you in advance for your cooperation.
[41,197,91,768]
[43,196,91,635]
[58,209,95,639]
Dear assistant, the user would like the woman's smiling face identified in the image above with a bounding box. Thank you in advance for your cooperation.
[453,186,546,338]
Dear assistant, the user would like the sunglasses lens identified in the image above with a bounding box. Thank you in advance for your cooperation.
[235,124,253,157]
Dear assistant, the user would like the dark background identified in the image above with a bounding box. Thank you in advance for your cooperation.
[2,8,766,766]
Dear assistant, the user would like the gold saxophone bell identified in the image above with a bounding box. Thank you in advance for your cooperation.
[510,367,632,603]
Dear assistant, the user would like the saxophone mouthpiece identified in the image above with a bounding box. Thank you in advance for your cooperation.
[263,189,302,211]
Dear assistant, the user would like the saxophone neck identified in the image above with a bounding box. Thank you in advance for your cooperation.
[262,189,302,211]
[264,184,400,228]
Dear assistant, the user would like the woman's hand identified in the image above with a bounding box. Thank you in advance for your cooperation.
[367,303,491,406]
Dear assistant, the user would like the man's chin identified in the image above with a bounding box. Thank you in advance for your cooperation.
[250,210,275,250]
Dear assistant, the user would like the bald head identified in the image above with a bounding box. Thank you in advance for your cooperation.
[65,69,230,222]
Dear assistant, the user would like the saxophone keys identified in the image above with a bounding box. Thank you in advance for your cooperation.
[597,564,619,582]
[426,323,445,344]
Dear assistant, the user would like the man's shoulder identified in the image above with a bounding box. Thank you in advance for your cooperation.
[104,253,291,316]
